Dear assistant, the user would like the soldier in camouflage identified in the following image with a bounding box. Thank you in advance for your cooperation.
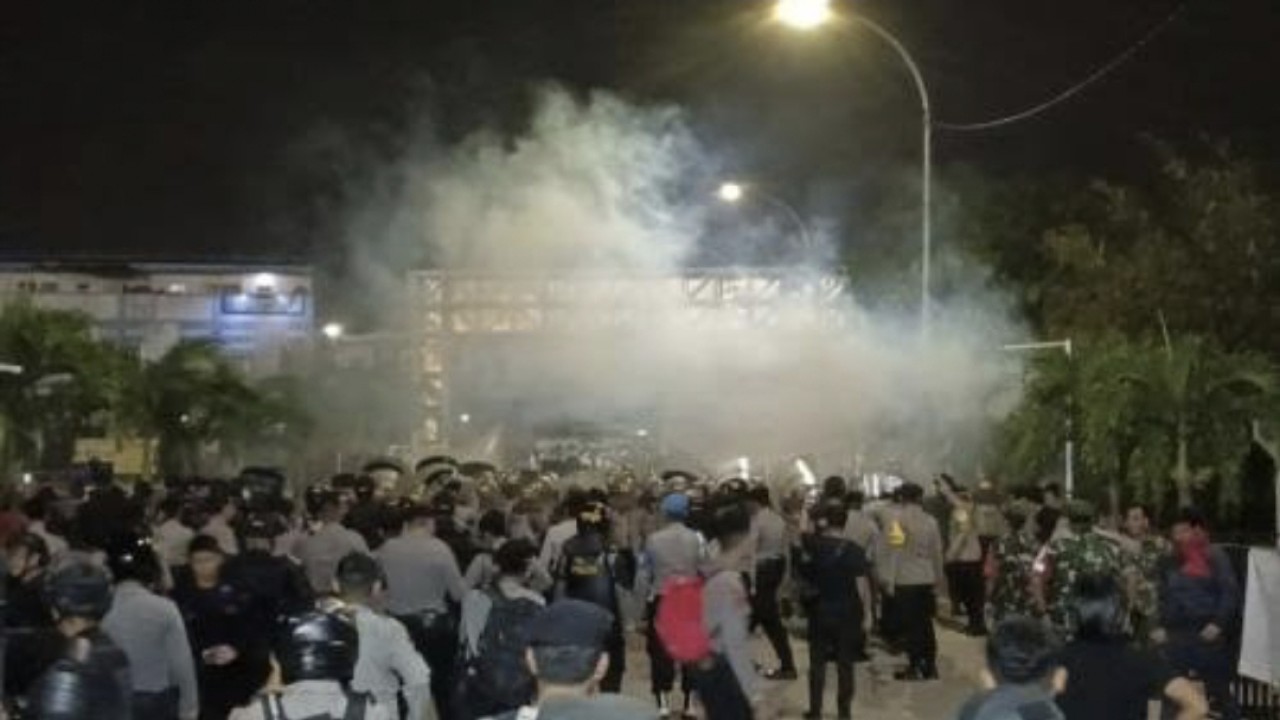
[1032,499,1125,638]
[986,498,1041,624]
[1121,502,1171,641]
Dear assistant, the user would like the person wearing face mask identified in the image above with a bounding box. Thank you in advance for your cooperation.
[1152,507,1241,720]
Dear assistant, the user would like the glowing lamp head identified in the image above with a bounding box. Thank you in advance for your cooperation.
[717,182,745,203]
[249,272,279,294]
[321,322,344,340]
[774,0,833,30]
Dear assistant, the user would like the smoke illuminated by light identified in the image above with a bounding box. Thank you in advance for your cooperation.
[795,458,817,486]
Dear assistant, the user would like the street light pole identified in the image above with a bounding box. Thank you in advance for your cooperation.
[849,14,933,334]
[1003,340,1075,497]
[772,1,933,331]
[717,182,814,256]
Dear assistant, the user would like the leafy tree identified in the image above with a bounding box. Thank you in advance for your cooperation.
[995,333,1276,521]
[0,302,120,470]
[1035,142,1280,358]
[125,340,266,476]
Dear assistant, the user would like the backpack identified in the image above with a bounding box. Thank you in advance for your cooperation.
[460,591,541,714]
[956,689,1061,720]
[258,691,369,720]
[655,575,712,663]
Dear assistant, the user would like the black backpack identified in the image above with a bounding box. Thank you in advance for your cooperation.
[459,591,541,717]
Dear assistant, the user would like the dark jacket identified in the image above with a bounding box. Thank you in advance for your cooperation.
[1157,545,1239,632]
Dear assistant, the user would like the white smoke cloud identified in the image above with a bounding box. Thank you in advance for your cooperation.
[339,86,1024,479]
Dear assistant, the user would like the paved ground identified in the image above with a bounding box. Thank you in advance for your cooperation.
[616,623,986,719]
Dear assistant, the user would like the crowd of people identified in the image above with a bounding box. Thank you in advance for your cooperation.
[0,458,1249,720]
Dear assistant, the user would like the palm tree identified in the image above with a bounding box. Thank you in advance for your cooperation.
[122,340,265,476]
[997,333,1276,519]
[0,302,120,471]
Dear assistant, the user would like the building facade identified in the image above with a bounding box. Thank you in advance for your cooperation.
[0,262,314,374]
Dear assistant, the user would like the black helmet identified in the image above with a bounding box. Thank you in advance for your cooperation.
[352,475,377,502]
[45,560,113,621]
[273,610,359,684]
[240,511,288,540]
[28,658,93,720]
[104,533,160,584]
[575,500,611,535]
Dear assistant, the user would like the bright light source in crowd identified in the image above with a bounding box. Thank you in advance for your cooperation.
[249,272,278,293]
[774,0,833,30]
[737,456,751,479]
[717,182,745,203]
[795,458,817,486]
[636,428,650,438]
[21,473,33,486]
[459,413,471,424]
[321,322,345,340]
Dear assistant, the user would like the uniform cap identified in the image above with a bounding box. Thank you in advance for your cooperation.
[660,492,690,520]
[527,599,614,649]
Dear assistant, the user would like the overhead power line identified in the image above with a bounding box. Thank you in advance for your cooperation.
[935,2,1190,133]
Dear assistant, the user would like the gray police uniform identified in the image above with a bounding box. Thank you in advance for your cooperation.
[229,680,393,720]
[101,580,200,719]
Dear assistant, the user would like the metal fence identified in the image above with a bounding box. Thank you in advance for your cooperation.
[1219,544,1278,719]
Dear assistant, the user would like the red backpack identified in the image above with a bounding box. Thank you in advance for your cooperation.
[655,575,712,663]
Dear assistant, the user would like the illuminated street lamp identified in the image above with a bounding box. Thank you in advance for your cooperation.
[774,0,833,31]
[716,181,813,254]
[321,322,345,340]
[771,0,934,332]
[717,182,745,203]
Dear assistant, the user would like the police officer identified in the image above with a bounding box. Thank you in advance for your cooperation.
[224,512,314,639]
[874,482,945,681]
[29,559,132,720]
[344,476,390,551]
[640,492,703,717]
[375,501,466,720]
[331,553,431,720]
[227,610,392,720]
[100,533,200,720]
[745,484,796,680]
[296,488,369,595]
[555,500,631,693]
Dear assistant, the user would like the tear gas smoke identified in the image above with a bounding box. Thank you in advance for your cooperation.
[338,86,1024,478]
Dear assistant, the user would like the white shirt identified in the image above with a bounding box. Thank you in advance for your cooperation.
[229,681,393,720]
[350,605,432,720]
[154,518,196,567]
[201,516,240,555]
[538,519,577,575]
[295,523,370,594]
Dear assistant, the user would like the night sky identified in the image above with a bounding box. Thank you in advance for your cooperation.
[4,0,1278,261]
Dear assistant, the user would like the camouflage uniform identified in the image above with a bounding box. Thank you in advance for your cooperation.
[1042,529,1125,636]
[989,529,1040,622]
[1127,535,1171,639]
